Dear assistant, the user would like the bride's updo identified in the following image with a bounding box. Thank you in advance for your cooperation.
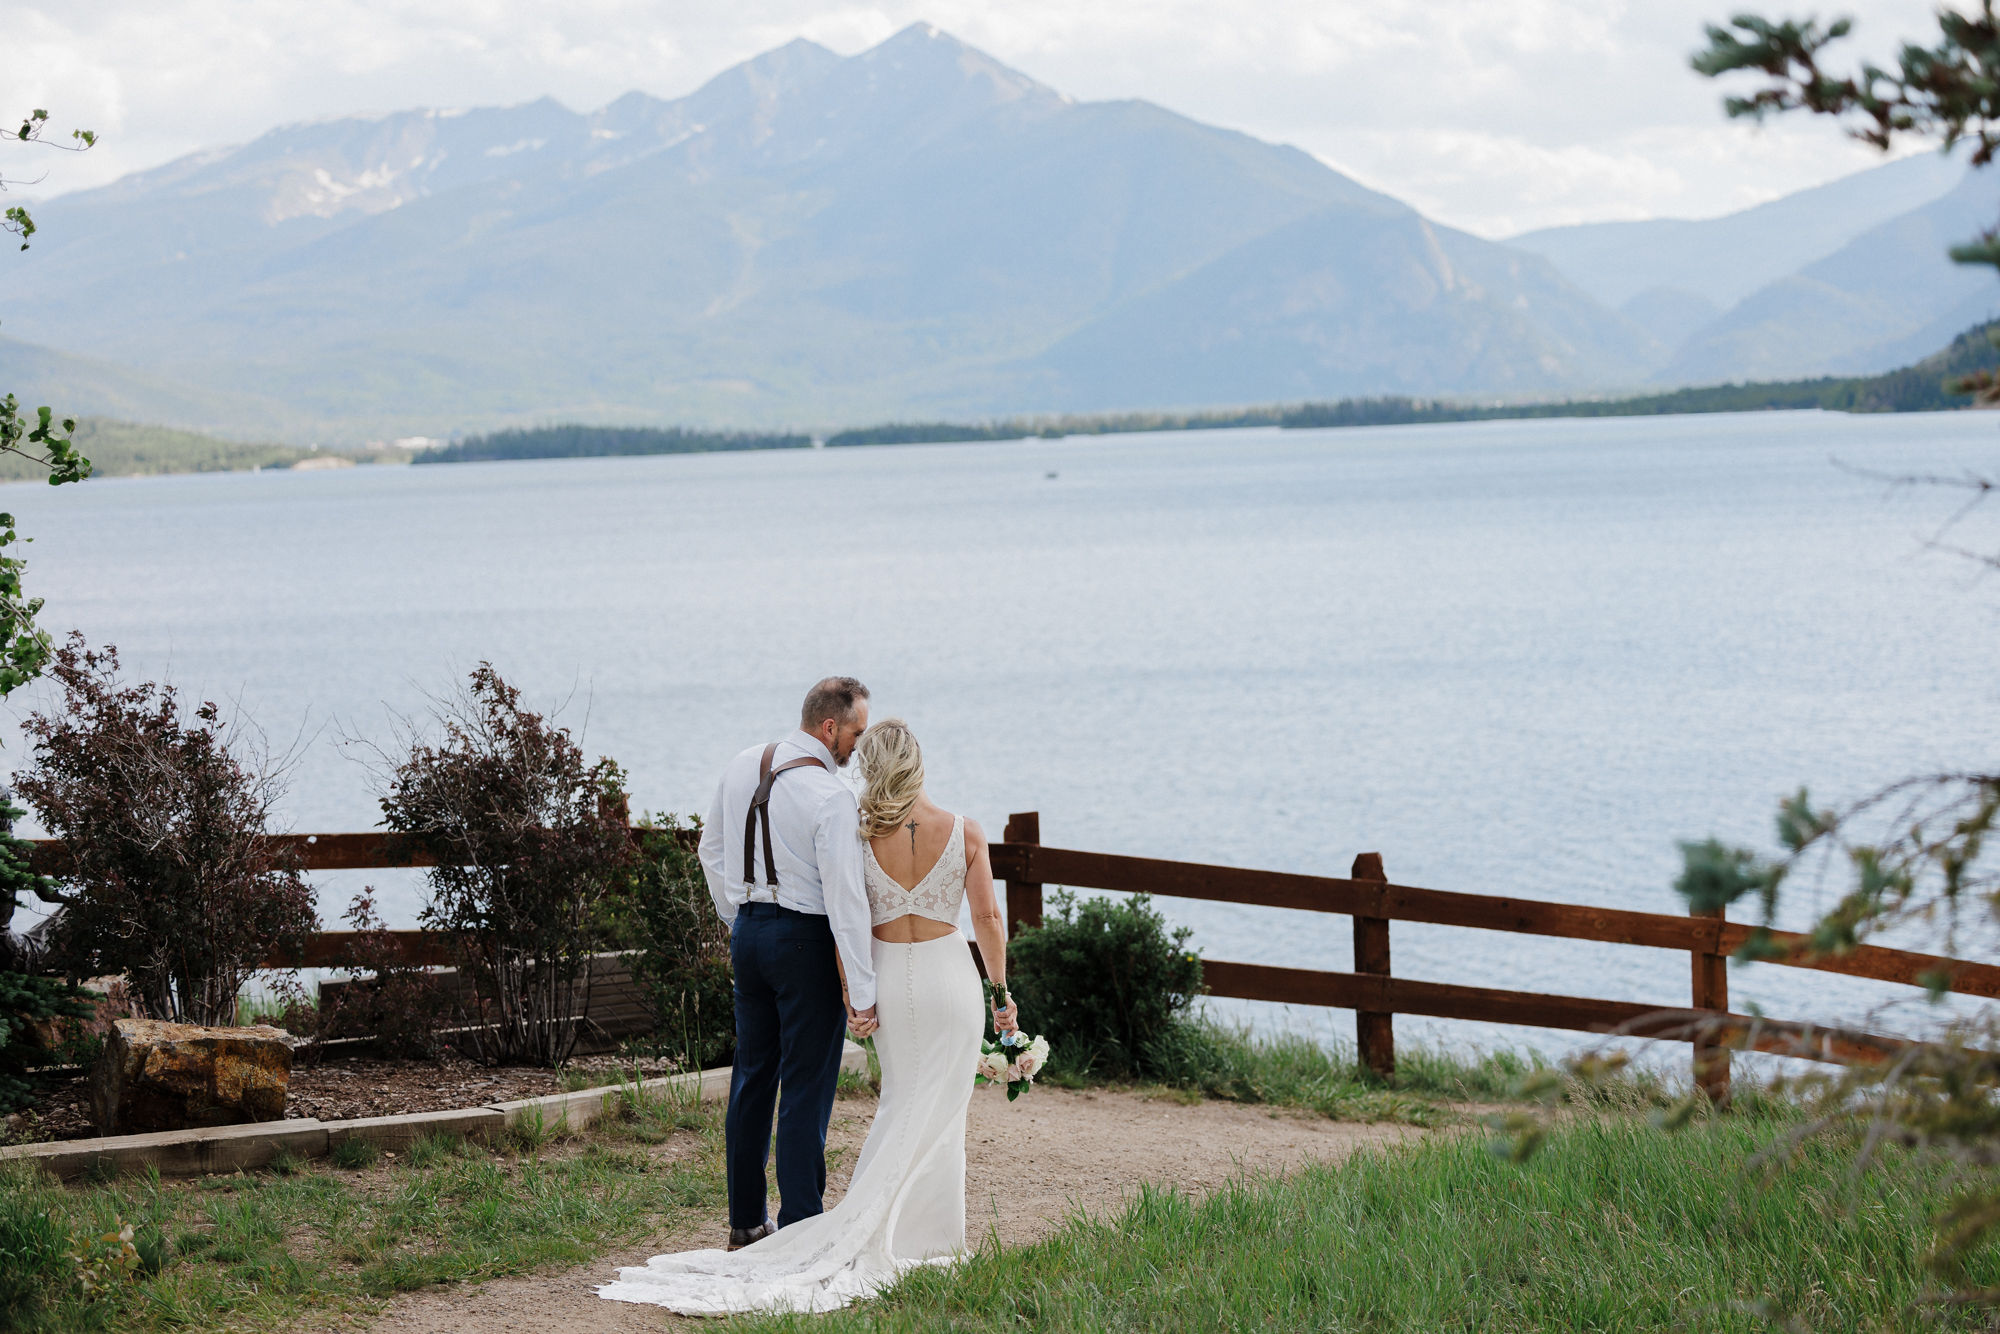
[856,718,924,839]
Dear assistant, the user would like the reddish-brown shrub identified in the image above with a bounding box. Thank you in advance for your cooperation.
[14,636,317,1026]
[284,890,460,1062]
[376,663,633,1066]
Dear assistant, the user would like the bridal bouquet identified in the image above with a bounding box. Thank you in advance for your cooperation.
[975,1030,1050,1101]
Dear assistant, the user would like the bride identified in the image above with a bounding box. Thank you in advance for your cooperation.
[599,718,1021,1315]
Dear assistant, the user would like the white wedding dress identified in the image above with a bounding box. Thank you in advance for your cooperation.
[599,815,984,1316]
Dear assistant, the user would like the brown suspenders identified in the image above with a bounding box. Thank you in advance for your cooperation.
[742,741,828,895]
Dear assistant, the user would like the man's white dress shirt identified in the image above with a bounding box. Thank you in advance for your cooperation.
[698,730,878,1011]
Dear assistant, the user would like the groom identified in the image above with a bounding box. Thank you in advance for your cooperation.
[698,677,880,1250]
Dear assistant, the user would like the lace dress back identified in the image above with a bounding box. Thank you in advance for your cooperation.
[863,814,966,927]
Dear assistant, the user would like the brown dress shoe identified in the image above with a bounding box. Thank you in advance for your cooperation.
[726,1218,775,1252]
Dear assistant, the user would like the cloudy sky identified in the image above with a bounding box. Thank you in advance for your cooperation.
[14,0,1944,237]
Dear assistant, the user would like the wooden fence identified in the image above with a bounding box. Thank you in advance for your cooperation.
[309,952,658,1053]
[34,817,1998,1100]
[985,813,2000,1102]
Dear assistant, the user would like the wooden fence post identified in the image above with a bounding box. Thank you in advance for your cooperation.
[1003,812,1043,936]
[1351,851,1394,1079]
[1691,903,1731,1106]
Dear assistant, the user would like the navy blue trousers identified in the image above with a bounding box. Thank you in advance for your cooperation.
[724,903,848,1230]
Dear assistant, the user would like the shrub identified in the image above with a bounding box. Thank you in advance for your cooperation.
[377,663,634,1066]
[615,815,733,1071]
[302,890,457,1060]
[15,637,317,1026]
[1007,891,1203,1078]
[1133,1013,1233,1088]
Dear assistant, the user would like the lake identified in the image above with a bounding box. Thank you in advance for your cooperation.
[9,410,1999,1059]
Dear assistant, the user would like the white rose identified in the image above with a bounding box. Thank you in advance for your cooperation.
[1028,1036,1051,1062]
[976,1051,1009,1081]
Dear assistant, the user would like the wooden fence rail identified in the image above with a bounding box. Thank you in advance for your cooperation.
[986,813,1994,1102]
[32,813,1992,1102]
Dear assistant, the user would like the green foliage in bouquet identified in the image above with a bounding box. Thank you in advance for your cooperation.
[619,815,735,1071]
[975,1029,1051,1101]
[1007,891,1203,1079]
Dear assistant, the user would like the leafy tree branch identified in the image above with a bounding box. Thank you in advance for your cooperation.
[1695,6,2000,165]
[2,108,97,251]
[1696,8,2000,397]
[0,107,98,983]
[0,108,97,709]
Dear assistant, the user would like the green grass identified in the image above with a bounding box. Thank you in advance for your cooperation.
[233,993,301,1028]
[732,1112,1999,1333]
[1097,1019,1667,1128]
[557,1062,694,1094]
[1,1021,1865,1332]
[837,1040,883,1099]
[327,1138,379,1171]
[0,1080,725,1331]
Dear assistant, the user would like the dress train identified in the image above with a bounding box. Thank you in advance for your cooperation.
[598,931,982,1315]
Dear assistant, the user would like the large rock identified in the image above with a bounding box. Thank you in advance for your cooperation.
[91,1018,292,1134]
[21,975,134,1055]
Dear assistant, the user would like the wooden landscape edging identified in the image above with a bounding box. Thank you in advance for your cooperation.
[0,1045,868,1181]
[0,1067,720,1181]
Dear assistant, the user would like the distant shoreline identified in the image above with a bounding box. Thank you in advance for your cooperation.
[0,420,412,487]
[415,317,1994,465]
[17,318,1991,484]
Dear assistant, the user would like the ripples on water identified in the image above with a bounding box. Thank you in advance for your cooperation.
[10,410,1999,1059]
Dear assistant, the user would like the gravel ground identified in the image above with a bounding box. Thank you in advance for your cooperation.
[352,1084,1426,1332]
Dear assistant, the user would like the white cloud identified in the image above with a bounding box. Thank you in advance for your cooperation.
[7,0,1946,234]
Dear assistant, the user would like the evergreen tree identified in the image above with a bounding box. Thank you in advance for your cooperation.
[1695,4,2000,398]
[0,798,86,1116]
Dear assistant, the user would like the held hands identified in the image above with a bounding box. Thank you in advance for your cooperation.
[839,969,877,1039]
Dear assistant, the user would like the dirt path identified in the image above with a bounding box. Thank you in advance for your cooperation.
[362,1087,1425,1332]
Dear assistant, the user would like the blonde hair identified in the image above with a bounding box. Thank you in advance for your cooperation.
[856,718,924,839]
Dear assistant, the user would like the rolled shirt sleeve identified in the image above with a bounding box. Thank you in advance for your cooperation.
[815,788,877,1011]
[699,775,734,929]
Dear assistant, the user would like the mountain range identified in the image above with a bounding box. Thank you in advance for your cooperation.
[0,25,1992,443]
[1512,152,1993,381]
